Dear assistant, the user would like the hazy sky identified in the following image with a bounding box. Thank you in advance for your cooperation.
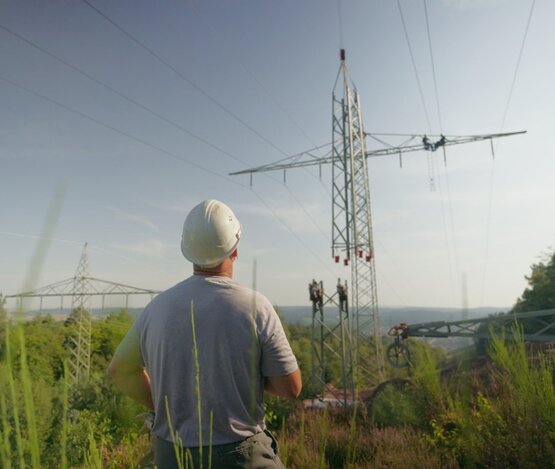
[1,0,553,312]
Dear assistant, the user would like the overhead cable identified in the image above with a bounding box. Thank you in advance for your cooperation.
[0,74,244,185]
[480,0,536,306]
[423,0,443,133]
[0,23,248,171]
[187,1,321,150]
[0,22,330,244]
[422,0,459,306]
[78,0,330,242]
[396,0,432,133]
[0,74,333,275]
[80,0,291,159]
[498,0,536,138]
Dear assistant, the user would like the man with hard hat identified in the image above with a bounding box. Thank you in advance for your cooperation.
[108,199,301,468]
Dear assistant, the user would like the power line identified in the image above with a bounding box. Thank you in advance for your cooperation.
[0,21,331,248]
[498,0,536,140]
[185,0,331,194]
[79,0,291,159]
[250,191,336,277]
[76,0,331,246]
[0,23,248,171]
[396,0,432,133]
[423,0,443,133]
[187,1,321,150]
[480,0,536,307]
[421,0,460,306]
[0,73,244,186]
[0,74,333,277]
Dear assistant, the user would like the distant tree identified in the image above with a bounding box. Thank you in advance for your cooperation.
[475,249,555,353]
[91,309,133,371]
[512,249,555,313]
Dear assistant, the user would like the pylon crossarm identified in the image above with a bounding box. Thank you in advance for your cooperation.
[229,143,333,175]
[228,131,526,176]
[85,277,159,295]
[364,131,526,158]
[6,276,159,299]
[5,278,77,298]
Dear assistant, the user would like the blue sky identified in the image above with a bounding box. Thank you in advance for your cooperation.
[1,0,553,312]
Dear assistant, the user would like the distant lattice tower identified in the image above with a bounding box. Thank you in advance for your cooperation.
[68,242,92,383]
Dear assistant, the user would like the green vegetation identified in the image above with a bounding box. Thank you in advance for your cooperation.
[0,309,149,467]
[1,250,554,467]
[513,250,555,313]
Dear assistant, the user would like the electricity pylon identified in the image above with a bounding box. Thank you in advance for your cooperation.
[230,49,526,389]
[68,242,92,383]
[6,243,160,383]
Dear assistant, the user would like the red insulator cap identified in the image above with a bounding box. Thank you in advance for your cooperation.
[365,255,371,262]
[358,250,363,258]
[335,255,340,263]
[344,258,349,266]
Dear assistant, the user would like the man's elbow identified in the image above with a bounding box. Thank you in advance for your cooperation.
[290,381,302,399]
[287,369,302,399]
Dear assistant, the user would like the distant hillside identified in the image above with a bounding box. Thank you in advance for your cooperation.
[13,304,507,352]
[275,305,508,329]
[13,304,507,327]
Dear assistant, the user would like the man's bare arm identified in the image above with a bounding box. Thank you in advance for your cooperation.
[107,356,154,410]
[265,368,302,399]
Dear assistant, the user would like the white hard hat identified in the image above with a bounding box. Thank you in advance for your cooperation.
[181,199,242,267]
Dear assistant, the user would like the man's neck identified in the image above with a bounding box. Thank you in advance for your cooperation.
[194,269,232,279]
[193,259,233,278]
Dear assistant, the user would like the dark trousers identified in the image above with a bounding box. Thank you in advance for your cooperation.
[155,430,286,469]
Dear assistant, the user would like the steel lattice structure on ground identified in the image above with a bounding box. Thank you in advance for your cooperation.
[402,308,555,341]
[6,243,159,383]
[386,308,555,369]
[230,49,526,390]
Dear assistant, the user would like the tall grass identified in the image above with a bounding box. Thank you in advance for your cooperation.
[469,325,555,463]
[18,326,41,468]
[190,302,203,467]
[60,361,69,469]
[3,323,25,468]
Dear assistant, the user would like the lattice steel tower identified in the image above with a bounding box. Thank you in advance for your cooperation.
[68,242,92,383]
[331,49,384,384]
[230,49,525,389]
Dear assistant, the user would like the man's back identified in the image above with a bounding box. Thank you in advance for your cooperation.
[109,199,300,468]
[131,275,297,447]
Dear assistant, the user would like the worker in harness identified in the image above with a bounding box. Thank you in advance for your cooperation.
[108,199,301,468]
[337,279,348,313]
[309,279,323,309]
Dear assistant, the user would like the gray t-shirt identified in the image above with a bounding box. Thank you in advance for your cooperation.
[114,275,298,446]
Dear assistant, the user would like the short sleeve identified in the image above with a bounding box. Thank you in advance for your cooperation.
[114,319,144,367]
[258,305,298,377]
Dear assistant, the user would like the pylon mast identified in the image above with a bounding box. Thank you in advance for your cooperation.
[331,49,384,385]
[230,50,526,389]
[68,242,92,384]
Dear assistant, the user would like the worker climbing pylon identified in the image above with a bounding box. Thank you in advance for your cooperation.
[337,279,348,312]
